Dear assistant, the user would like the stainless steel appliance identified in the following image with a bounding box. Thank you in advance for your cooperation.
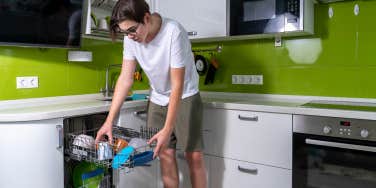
[293,115,376,188]
[229,0,314,37]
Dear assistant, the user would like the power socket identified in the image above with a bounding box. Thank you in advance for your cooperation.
[16,76,39,89]
[232,75,263,85]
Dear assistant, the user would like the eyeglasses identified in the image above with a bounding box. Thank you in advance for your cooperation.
[117,23,140,36]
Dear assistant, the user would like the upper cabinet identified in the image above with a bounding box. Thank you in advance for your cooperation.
[153,0,314,41]
[153,0,227,40]
[81,0,156,41]
[82,0,314,42]
[82,0,122,41]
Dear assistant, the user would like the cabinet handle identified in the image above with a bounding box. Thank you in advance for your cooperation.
[56,125,63,149]
[238,165,258,175]
[133,110,147,116]
[202,129,211,133]
[238,115,258,122]
[187,31,198,36]
[177,153,185,160]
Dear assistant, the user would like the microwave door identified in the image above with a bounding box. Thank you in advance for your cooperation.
[230,0,286,35]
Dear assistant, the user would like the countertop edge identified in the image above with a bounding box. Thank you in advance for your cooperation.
[204,102,376,120]
[1,92,376,122]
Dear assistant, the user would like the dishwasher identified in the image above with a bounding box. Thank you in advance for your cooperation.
[63,111,158,188]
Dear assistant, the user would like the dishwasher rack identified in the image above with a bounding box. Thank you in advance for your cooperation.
[66,126,159,170]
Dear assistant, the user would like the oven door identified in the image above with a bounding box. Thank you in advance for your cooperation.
[293,133,376,188]
[229,0,301,35]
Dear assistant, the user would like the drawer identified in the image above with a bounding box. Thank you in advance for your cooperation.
[204,108,292,169]
[210,156,292,188]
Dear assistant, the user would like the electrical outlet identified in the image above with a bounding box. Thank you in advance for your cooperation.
[232,75,238,84]
[16,76,39,89]
[275,36,282,47]
[232,75,263,85]
[251,75,263,85]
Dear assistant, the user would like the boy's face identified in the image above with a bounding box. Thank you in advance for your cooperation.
[118,20,145,43]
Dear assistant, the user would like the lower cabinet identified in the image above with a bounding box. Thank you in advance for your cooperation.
[175,150,211,188]
[0,118,64,188]
[116,160,159,188]
[203,107,293,188]
[115,105,293,188]
[210,156,292,188]
[176,151,192,188]
[116,106,161,187]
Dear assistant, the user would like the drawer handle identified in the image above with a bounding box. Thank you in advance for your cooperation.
[238,165,258,175]
[202,129,211,133]
[238,115,258,122]
[177,153,185,160]
[187,31,198,36]
[133,110,147,116]
[56,125,63,150]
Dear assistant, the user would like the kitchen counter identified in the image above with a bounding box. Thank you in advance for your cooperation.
[0,92,376,122]
[0,94,147,122]
[200,92,376,120]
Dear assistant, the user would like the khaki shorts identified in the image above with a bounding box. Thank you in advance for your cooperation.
[146,92,204,152]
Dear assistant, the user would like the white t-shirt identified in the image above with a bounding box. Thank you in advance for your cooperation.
[123,17,199,106]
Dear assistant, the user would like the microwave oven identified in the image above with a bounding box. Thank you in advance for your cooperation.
[228,0,315,38]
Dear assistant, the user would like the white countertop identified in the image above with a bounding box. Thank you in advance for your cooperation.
[0,94,147,122]
[200,92,376,120]
[0,92,376,122]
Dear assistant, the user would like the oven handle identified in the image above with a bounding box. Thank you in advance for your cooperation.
[306,139,376,153]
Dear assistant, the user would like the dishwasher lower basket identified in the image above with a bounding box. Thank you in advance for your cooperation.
[66,126,159,170]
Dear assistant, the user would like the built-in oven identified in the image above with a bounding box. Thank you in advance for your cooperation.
[293,115,376,188]
[229,0,314,36]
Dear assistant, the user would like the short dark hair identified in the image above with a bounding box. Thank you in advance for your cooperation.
[110,0,150,41]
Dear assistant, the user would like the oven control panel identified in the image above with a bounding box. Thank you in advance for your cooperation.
[293,115,376,142]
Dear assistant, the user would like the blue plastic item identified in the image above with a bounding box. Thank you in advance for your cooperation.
[131,93,148,100]
[112,146,134,169]
[133,151,154,167]
[81,168,104,180]
[72,162,104,188]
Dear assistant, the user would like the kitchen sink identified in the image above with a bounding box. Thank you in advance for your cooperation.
[100,94,149,102]
[101,96,133,101]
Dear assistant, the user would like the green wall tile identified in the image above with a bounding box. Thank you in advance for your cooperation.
[0,39,149,100]
[194,1,376,99]
[1,0,376,100]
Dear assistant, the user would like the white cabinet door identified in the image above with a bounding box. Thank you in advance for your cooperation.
[176,150,192,188]
[115,105,160,187]
[204,108,292,169]
[210,156,292,188]
[155,0,227,39]
[176,150,211,188]
[0,118,64,188]
[116,106,148,130]
[116,160,159,188]
[202,107,213,155]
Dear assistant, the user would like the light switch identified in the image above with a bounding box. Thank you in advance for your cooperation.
[68,51,93,62]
